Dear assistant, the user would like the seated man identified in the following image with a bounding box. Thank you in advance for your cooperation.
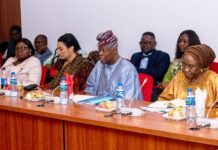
[34,34,52,65]
[130,32,170,85]
[85,30,143,100]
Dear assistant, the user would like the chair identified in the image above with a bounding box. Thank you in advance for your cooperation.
[138,73,154,102]
[209,62,218,74]
[40,66,48,86]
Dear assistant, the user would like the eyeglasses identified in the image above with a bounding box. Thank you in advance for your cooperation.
[15,46,29,52]
[182,63,198,70]
[139,41,153,45]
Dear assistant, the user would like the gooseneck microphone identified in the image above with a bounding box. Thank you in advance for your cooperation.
[128,78,147,108]
[52,85,60,96]
[118,78,148,117]
[206,99,218,118]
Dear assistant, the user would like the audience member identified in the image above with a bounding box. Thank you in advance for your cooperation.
[130,32,170,85]
[85,30,143,100]
[3,25,22,61]
[1,38,41,86]
[34,34,52,65]
[159,44,217,108]
[160,30,201,89]
[46,33,93,93]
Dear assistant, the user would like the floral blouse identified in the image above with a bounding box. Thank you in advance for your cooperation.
[48,55,94,93]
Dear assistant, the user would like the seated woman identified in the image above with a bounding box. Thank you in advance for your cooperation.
[159,44,217,109]
[1,38,41,86]
[45,33,94,93]
[160,30,201,89]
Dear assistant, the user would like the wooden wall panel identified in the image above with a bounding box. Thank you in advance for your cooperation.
[0,110,64,150]
[0,0,21,42]
[65,122,218,150]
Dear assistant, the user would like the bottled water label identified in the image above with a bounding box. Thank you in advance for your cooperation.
[1,78,7,87]
[60,83,67,91]
[116,90,124,98]
[10,78,17,85]
[186,96,195,105]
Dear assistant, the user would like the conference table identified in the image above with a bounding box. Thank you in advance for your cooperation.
[0,95,218,150]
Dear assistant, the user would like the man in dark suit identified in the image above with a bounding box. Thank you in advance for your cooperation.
[131,32,170,85]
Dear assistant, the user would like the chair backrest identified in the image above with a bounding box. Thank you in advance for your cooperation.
[40,66,47,86]
[209,62,218,74]
[138,73,154,102]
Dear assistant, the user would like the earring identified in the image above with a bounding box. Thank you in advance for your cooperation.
[201,69,203,72]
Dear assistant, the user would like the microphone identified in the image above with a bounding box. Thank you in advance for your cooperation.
[206,99,218,118]
[196,99,218,129]
[52,85,60,96]
[128,78,147,108]
[119,78,147,117]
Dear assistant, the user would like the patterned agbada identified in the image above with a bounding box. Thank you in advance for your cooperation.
[85,57,143,100]
[48,55,93,93]
[159,70,218,108]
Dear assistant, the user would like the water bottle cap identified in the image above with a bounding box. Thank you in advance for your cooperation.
[11,72,15,75]
[118,82,123,86]
[187,88,193,92]
[61,77,66,80]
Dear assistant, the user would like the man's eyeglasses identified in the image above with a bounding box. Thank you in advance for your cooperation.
[15,46,29,52]
[139,41,153,45]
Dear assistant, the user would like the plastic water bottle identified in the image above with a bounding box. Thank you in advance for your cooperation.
[60,77,68,105]
[186,88,197,129]
[10,72,18,97]
[1,67,7,90]
[116,82,125,113]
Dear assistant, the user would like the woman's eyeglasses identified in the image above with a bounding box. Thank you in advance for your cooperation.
[182,63,198,70]
[15,46,29,52]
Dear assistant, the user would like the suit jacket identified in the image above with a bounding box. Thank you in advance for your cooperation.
[131,49,170,85]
